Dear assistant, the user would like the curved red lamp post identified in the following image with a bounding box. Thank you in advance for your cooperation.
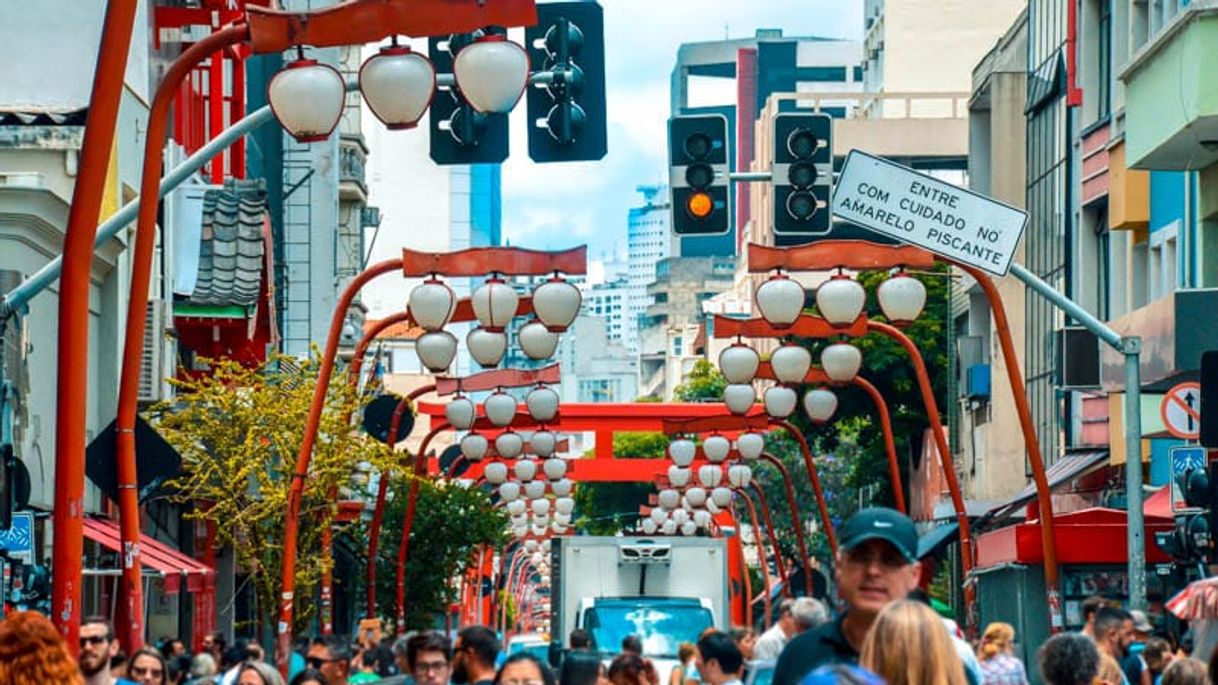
[733,486,773,629]
[749,481,792,600]
[758,452,817,596]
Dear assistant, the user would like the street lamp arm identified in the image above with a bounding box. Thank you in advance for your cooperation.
[850,376,906,514]
[759,451,816,597]
[771,425,838,563]
[748,481,792,600]
[734,486,772,629]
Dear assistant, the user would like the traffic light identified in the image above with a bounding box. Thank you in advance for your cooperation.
[525,2,607,163]
[429,31,511,165]
[1202,350,1218,448]
[1157,463,1217,568]
[668,114,730,236]
[772,112,833,241]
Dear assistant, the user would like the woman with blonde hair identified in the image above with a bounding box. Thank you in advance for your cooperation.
[859,599,968,685]
[976,622,1028,685]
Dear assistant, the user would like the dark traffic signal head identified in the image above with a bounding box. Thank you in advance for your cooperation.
[668,113,729,235]
[429,31,510,165]
[772,112,833,243]
[526,2,607,162]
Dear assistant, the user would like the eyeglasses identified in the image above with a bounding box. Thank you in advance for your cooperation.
[307,656,343,669]
[131,665,165,678]
[843,545,909,569]
[80,635,109,647]
[414,661,450,674]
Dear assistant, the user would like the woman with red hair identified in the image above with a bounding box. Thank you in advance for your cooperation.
[0,610,85,685]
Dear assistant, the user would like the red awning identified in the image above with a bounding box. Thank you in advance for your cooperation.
[83,517,214,594]
[1143,486,1172,520]
[974,507,1175,569]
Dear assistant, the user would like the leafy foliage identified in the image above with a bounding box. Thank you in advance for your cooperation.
[673,360,727,402]
[574,432,668,535]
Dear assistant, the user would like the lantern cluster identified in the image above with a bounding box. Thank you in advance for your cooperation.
[640,435,759,537]
[269,36,531,143]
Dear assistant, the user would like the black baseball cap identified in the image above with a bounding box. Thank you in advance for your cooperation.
[837,507,918,562]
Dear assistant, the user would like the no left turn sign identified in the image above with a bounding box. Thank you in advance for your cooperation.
[1161,381,1202,440]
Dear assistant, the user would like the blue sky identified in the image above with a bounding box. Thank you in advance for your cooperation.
[498,0,863,261]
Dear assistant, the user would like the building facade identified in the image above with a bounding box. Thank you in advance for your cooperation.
[625,185,675,356]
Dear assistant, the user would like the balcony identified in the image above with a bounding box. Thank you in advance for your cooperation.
[1121,5,1218,170]
[1099,289,1218,390]
[339,134,368,202]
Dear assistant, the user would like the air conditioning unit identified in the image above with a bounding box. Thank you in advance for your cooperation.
[956,335,985,397]
[138,299,166,403]
[967,364,991,400]
[618,540,672,566]
[1056,326,1101,388]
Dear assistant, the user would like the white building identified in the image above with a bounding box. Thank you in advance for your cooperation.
[625,185,675,355]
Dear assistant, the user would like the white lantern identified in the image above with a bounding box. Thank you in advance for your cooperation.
[541,540,551,553]
[650,508,668,525]
[471,276,519,332]
[658,489,681,510]
[694,509,714,528]
[467,327,508,368]
[641,519,658,535]
[408,278,456,331]
[508,500,528,517]
[822,342,862,383]
[702,436,731,463]
[460,434,488,461]
[519,320,560,360]
[723,384,757,415]
[512,525,527,537]
[706,498,722,514]
[661,520,678,535]
[728,464,753,488]
[736,432,765,461]
[816,274,866,326]
[532,525,548,538]
[555,497,575,515]
[764,386,799,419]
[495,432,524,459]
[878,271,927,325]
[543,457,567,481]
[360,44,436,130]
[530,430,557,457]
[514,459,538,482]
[531,499,551,516]
[524,539,539,553]
[526,385,560,423]
[719,344,760,384]
[681,521,698,536]
[550,478,573,497]
[771,344,812,384]
[498,482,521,502]
[532,278,582,332]
[525,480,548,499]
[803,387,839,424]
[668,439,696,467]
[671,508,691,526]
[755,274,806,328]
[268,57,345,142]
[445,396,477,430]
[685,487,708,508]
[453,35,530,114]
[485,462,509,485]
[711,487,733,508]
[511,513,529,527]
[697,465,723,488]
[553,512,572,526]
[416,331,458,373]
[667,466,691,488]
[484,391,518,427]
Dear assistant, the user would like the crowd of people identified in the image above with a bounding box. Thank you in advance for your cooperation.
[3,505,1218,685]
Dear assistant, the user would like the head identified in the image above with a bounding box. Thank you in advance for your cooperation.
[130,647,169,685]
[494,653,556,685]
[1162,658,1209,685]
[621,635,643,656]
[307,635,353,685]
[728,628,755,661]
[607,653,654,685]
[1129,610,1153,639]
[858,600,967,685]
[773,599,797,636]
[453,625,500,685]
[79,616,119,678]
[0,610,85,685]
[791,598,828,633]
[695,631,743,685]
[203,631,227,657]
[289,668,330,685]
[1145,638,1173,674]
[1093,607,1133,657]
[407,631,453,685]
[222,645,249,671]
[238,661,286,685]
[1037,633,1100,685]
[677,643,697,666]
[190,653,218,678]
[1081,596,1108,630]
[169,653,194,685]
[569,629,591,651]
[835,508,921,621]
[559,651,604,685]
[978,622,1015,660]
[163,640,186,657]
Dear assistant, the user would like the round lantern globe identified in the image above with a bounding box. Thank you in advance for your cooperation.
[755,274,805,328]
[667,466,691,488]
[735,432,765,461]
[467,327,508,368]
[723,384,756,415]
[697,465,723,488]
[530,430,557,457]
[532,278,582,332]
[661,520,678,535]
[495,432,524,459]
[685,487,708,508]
[407,278,456,331]
[822,342,863,383]
[711,487,733,508]
[471,277,519,332]
[705,499,722,515]
[444,396,477,430]
[803,387,839,424]
[498,482,521,502]
[816,274,866,326]
[719,344,760,384]
[694,509,714,528]
[702,435,731,463]
[555,497,575,515]
[554,512,571,527]
[526,385,560,423]
[771,344,812,384]
[360,46,435,130]
[543,457,567,481]
[453,35,530,114]
[650,508,668,525]
[641,519,658,535]
[531,499,551,517]
[524,480,547,499]
[512,525,527,537]
[524,539,539,553]
[507,499,527,517]
[513,459,538,482]
[268,58,345,143]
[764,386,799,419]
[668,439,696,467]
[519,320,560,360]
[416,331,458,373]
[485,461,509,485]
[681,521,698,536]
[550,479,573,497]
[728,464,753,488]
[484,391,518,427]
[878,272,927,325]
[671,508,691,526]
[658,489,681,511]
[460,434,488,461]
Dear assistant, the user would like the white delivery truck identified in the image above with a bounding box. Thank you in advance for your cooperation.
[549,537,730,675]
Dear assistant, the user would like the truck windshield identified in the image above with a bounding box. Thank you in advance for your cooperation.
[585,601,714,659]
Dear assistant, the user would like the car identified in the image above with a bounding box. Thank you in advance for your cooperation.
[507,633,551,663]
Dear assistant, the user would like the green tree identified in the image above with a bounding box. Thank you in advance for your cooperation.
[674,359,727,402]
[574,431,668,535]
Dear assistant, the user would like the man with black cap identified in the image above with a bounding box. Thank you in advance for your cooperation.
[770,507,921,685]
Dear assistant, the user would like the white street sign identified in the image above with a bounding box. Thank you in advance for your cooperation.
[831,150,1028,276]
[1161,381,1202,440]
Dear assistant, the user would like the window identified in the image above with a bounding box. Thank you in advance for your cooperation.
[672,336,683,355]
[1098,0,1111,120]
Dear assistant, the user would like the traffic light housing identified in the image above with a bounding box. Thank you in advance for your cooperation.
[525,2,607,163]
[1202,350,1218,448]
[429,31,511,165]
[772,112,833,242]
[1158,463,1218,567]
[668,114,730,236]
